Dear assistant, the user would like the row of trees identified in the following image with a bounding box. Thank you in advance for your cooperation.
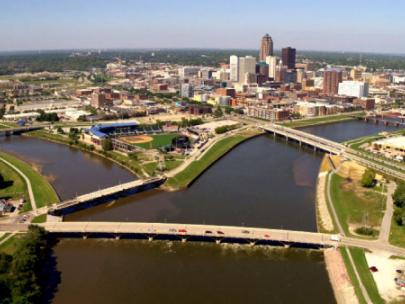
[393,182,405,226]
[0,226,54,304]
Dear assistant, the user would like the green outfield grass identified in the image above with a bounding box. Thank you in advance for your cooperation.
[134,133,180,149]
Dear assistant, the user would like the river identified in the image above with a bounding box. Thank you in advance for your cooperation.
[0,119,401,303]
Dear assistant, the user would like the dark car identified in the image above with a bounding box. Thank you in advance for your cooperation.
[217,231,225,235]
[241,230,250,234]
[369,266,378,272]
[205,230,213,234]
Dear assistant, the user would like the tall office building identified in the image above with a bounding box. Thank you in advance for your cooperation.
[229,55,239,82]
[323,69,343,96]
[281,47,296,69]
[265,56,277,79]
[260,34,273,61]
[238,56,257,84]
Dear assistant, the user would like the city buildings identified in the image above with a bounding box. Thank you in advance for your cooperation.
[259,33,273,61]
[338,81,369,98]
[230,55,239,82]
[281,47,296,69]
[323,69,343,96]
[266,56,277,79]
[238,56,257,84]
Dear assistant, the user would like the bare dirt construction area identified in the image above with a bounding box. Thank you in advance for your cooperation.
[120,135,153,144]
[365,251,405,303]
[324,248,358,304]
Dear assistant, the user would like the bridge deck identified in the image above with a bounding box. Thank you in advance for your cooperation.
[52,178,164,211]
[41,222,337,246]
[261,123,346,154]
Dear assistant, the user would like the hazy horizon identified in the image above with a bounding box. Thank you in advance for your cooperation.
[1,0,404,53]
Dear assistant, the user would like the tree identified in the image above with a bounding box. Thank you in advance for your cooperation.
[213,106,223,118]
[102,138,113,152]
[361,169,376,188]
[393,182,405,208]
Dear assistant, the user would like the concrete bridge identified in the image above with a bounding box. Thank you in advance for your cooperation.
[0,126,44,136]
[40,221,338,248]
[37,221,405,256]
[261,123,346,154]
[48,177,166,216]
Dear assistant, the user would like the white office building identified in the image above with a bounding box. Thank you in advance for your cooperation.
[230,55,239,82]
[238,56,256,84]
[265,56,277,79]
[338,81,369,98]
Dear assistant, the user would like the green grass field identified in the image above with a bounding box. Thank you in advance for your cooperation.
[0,160,30,207]
[0,234,20,255]
[31,214,47,223]
[329,173,385,237]
[165,135,250,189]
[390,217,405,248]
[0,151,59,210]
[133,133,180,149]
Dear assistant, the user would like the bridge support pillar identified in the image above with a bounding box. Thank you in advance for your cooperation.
[215,239,221,244]
[181,238,187,243]
[148,236,154,242]
[313,146,317,152]
[249,242,255,247]
[283,244,290,248]
[115,235,120,240]
[82,235,88,240]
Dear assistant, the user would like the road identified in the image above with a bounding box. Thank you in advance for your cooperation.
[379,182,396,244]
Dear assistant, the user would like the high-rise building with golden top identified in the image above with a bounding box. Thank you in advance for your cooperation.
[260,34,273,61]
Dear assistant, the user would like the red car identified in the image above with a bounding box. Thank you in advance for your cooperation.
[369,266,378,273]
[178,229,187,233]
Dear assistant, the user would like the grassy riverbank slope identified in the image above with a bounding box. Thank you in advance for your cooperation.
[0,151,59,210]
[282,113,362,129]
[165,130,261,190]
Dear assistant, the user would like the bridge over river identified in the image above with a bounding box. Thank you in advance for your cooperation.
[25,221,403,256]
[48,177,166,216]
[261,123,405,180]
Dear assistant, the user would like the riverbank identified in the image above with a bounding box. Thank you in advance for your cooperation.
[282,113,363,129]
[163,128,263,190]
[26,130,145,177]
[0,151,59,211]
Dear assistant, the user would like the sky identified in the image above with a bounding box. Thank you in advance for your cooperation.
[1,0,404,53]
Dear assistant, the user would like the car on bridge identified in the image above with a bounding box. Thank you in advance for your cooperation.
[216,231,225,235]
[178,229,187,233]
[204,230,213,234]
[168,228,177,233]
[241,230,250,234]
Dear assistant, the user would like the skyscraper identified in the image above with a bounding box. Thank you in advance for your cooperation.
[265,56,277,79]
[229,55,239,82]
[260,34,273,61]
[281,47,296,69]
[323,69,343,96]
[238,56,257,84]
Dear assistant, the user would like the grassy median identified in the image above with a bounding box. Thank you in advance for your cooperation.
[165,134,255,190]
[0,151,59,210]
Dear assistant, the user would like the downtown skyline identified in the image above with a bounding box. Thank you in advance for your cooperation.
[1,0,405,54]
